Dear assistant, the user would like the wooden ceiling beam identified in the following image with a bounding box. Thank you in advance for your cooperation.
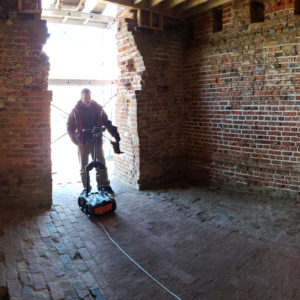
[151,0,165,6]
[76,0,86,10]
[100,0,165,10]
[99,0,148,10]
[42,8,114,22]
[183,0,232,17]
[99,0,182,19]
[182,0,209,11]
[99,0,136,9]
[50,0,59,8]
[199,0,232,11]
[164,0,187,9]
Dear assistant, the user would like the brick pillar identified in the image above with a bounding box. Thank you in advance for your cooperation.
[115,10,144,187]
[0,4,52,208]
[115,10,186,188]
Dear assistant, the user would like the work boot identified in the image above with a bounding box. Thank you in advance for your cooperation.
[103,186,115,197]
[81,186,91,195]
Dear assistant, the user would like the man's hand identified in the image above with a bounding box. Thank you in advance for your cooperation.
[111,141,123,154]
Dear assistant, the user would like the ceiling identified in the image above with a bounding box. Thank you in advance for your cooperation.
[42,0,117,28]
[102,0,232,18]
[42,0,232,28]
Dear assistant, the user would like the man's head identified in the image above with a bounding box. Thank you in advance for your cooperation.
[81,88,92,106]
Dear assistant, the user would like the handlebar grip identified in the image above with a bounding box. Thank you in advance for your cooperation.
[82,126,105,133]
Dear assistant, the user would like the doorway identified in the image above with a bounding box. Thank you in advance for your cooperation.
[43,17,119,191]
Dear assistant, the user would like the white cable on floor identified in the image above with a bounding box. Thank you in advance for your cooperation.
[97,221,182,300]
[71,189,182,299]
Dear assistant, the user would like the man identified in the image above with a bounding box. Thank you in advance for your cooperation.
[67,88,120,196]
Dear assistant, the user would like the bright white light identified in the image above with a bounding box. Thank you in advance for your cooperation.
[43,23,119,80]
[102,3,119,17]
[82,0,98,12]
[42,0,56,9]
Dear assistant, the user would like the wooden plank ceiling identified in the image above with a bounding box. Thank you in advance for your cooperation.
[101,0,233,17]
[51,0,232,20]
[42,0,115,28]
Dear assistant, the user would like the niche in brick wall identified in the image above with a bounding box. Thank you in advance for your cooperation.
[250,1,265,23]
[137,9,163,30]
[213,7,223,32]
[295,0,300,14]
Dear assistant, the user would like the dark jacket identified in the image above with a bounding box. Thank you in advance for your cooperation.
[67,100,120,146]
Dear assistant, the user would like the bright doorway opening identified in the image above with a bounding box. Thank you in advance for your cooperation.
[43,17,119,191]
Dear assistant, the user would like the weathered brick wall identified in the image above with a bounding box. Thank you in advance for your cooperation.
[115,10,143,187]
[115,10,186,188]
[0,4,52,208]
[184,0,300,198]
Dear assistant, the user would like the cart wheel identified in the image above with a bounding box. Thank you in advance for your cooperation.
[87,205,94,218]
[82,198,86,211]
[81,200,86,211]
[84,203,89,215]
[78,197,85,211]
[78,197,83,208]
[112,199,117,212]
[86,204,94,218]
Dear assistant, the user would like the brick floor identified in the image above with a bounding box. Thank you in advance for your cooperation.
[1,180,300,299]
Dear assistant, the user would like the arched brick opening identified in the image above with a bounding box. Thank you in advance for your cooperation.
[115,10,186,188]
[114,10,143,187]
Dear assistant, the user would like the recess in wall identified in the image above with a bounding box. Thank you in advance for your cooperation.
[213,7,223,33]
[295,0,300,14]
[137,8,163,31]
[250,1,265,23]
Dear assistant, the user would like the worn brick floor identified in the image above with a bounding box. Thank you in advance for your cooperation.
[1,179,300,299]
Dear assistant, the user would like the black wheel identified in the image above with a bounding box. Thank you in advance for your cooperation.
[85,204,94,218]
[78,197,85,211]
[83,203,88,214]
[82,199,87,211]
[112,199,117,212]
[78,197,83,209]
[88,204,94,217]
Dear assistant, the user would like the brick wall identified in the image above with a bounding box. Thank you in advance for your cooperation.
[0,4,52,208]
[115,10,186,188]
[115,10,143,187]
[184,0,300,198]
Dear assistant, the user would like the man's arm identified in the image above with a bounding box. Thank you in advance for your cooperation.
[67,109,80,145]
[99,107,120,142]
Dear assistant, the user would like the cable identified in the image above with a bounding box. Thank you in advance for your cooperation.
[51,103,70,117]
[51,93,116,117]
[102,93,117,108]
[96,221,182,300]
[51,131,116,146]
[69,188,182,298]
[51,132,68,144]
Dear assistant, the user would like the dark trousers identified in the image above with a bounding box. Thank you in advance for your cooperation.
[77,142,109,189]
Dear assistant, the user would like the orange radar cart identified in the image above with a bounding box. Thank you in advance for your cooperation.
[78,126,122,217]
